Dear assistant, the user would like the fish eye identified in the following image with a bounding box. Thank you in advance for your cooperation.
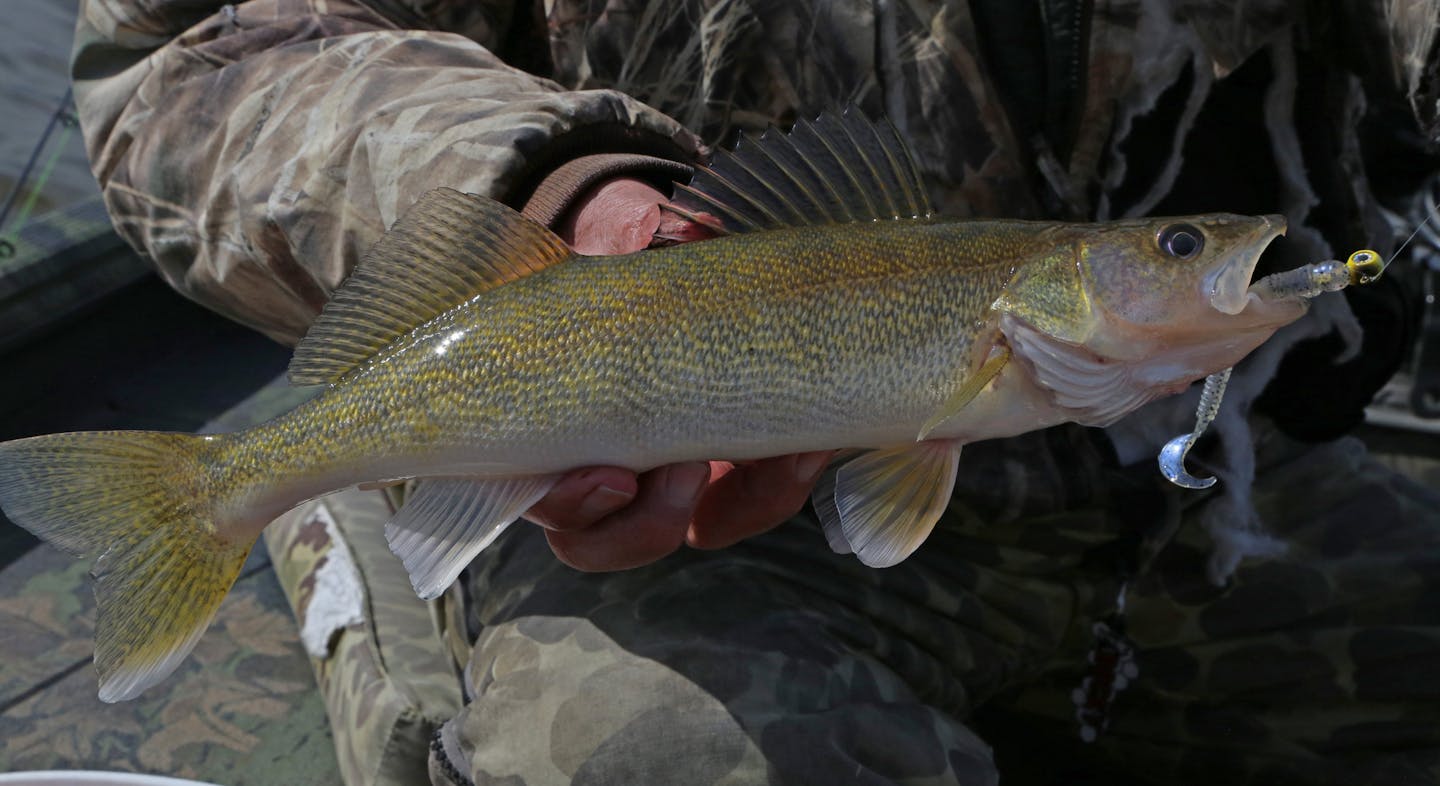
[1157,224,1204,259]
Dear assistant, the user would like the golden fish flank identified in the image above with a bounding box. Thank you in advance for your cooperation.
[0,112,1306,701]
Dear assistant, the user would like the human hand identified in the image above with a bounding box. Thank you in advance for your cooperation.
[526,176,833,571]
[555,176,715,253]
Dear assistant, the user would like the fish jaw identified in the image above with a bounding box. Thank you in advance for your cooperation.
[1203,214,1305,325]
[1204,214,1285,314]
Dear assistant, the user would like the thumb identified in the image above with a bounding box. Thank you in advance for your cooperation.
[559,178,667,255]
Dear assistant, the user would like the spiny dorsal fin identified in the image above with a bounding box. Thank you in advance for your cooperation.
[289,188,573,385]
[667,107,933,235]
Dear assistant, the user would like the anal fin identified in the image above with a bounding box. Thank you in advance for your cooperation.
[385,475,557,599]
[811,442,962,568]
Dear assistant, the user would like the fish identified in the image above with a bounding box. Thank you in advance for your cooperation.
[0,111,1308,701]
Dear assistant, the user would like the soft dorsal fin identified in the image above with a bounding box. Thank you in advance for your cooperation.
[666,107,933,235]
[289,188,573,385]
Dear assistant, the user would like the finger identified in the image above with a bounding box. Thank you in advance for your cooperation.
[545,462,710,571]
[686,450,833,550]
[525,467,638,531]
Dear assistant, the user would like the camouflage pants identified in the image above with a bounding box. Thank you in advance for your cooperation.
[434,426,1440,785]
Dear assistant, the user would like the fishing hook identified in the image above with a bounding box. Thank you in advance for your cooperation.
[1159,249,1386,489]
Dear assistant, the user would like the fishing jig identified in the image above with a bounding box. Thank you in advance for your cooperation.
[1159,249,1386,488]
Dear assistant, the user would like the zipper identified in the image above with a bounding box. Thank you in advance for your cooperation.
[1039,0,1092,167]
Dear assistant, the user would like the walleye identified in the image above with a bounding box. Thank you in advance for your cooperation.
[0,112,1308,701]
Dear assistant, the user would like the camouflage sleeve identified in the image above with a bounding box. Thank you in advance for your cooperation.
[71,0,702,345]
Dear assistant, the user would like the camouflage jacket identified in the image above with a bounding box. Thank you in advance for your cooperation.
[74,0,1436,347]
[67,2,1440,784]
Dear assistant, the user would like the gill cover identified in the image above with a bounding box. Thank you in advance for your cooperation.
[993,244,1096,344]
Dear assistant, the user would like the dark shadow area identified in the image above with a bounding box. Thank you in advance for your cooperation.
[0,275,292,569]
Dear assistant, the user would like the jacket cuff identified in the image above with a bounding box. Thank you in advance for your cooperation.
[518,153,695,229]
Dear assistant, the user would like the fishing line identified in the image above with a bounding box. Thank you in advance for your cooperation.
[3,121,76,241]
[1387,199,1439,268]
[0,87,76,258]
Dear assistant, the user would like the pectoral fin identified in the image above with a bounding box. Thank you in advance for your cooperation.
[917,346,1009,440]
[812,442,962,567]
[385,475,557,599]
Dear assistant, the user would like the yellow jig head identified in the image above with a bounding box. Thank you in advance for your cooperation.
[1345,249,1384,284]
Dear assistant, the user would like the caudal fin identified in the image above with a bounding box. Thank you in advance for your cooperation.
[0,431,251,702]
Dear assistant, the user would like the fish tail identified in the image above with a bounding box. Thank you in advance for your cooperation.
[0,431,251,702]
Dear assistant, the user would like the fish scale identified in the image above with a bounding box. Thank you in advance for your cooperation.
[0,111,1309,701]
[233,219,1022,489]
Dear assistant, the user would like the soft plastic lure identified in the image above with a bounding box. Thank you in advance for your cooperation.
[1159,249,1387,488]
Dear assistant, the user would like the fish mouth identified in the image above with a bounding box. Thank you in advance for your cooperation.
[1205,214,1287,315]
